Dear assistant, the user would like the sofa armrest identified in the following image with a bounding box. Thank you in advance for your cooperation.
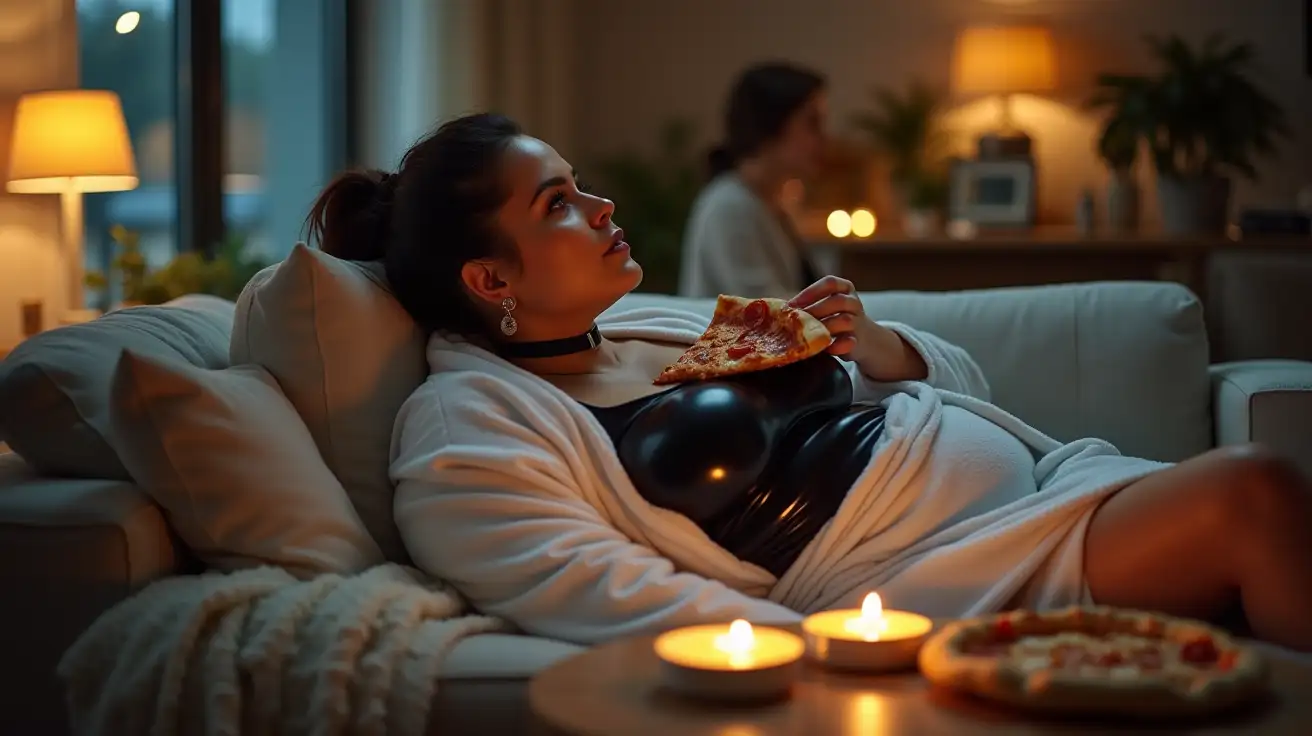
[0,453,186,730]
[1210,360,1312,478]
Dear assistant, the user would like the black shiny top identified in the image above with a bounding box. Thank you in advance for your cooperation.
[584,356,888,577]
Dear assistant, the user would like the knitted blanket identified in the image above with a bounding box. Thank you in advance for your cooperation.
[58,564,509,736]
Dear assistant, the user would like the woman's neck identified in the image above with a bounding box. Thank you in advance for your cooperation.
[511,338,620,376]
[735,158,788,209]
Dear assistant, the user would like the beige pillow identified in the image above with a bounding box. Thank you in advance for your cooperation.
[230,244,426,562]
[0,296,233,479]
[109,350,384,575]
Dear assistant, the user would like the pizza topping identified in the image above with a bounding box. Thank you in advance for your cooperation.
[993,618,1018,642]
[961,638,1014,656]
[742,299,769,327]
[1180,636,1220,665]
[1216,650,1238,672]
[726,343,755,360]
[1129,645,1165,671]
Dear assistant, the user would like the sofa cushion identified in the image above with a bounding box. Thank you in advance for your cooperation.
[230,244,425,562]
[108,351,384,575]
[614,282,1212,462]
[0,295,234,479]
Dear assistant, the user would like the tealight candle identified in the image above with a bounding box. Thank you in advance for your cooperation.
[654,619,805,701]
[802,592,934,672]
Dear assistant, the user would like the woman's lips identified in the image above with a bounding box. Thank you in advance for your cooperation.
[605,229,628,254]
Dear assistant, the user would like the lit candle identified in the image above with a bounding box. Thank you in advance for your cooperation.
[654,619,804,701]
[802,593,934,672]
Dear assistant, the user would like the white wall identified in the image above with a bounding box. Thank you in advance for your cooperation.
[0,0,78,349]
[568,0,1312,227]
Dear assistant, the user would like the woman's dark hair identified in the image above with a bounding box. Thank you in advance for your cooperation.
[305,113,523,336]
[707,62,826,179]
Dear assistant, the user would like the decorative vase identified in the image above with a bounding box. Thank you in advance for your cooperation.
[1106,172,1140,234]
[904,210,940,238]
[1157,174,1230,236]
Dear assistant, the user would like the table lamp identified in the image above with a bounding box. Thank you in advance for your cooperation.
[951,25,1056,158]
[6,89,138,315]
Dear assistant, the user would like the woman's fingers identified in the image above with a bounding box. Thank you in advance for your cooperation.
[827,334,857,356]
[821,312,858,336]
[788,275,855,309]
[805,293,864,320]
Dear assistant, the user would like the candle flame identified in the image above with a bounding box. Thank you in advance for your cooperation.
[845,592,890,641]
[714,619,756,668]
[861,592,883,619]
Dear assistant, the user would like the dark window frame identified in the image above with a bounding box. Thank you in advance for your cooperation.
[173,0,349,255]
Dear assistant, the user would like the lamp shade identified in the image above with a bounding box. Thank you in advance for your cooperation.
[951,26,1057,95]
[6,89,138,194]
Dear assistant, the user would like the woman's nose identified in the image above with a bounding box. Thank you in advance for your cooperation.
[589,195,615,228]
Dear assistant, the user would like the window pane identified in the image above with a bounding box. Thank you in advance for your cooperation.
[223,0,343,262]
[76,0,178,307]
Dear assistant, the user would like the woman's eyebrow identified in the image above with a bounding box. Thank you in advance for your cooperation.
[529,169,579,207]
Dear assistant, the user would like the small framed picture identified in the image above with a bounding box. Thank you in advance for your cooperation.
[948,158,1036,227]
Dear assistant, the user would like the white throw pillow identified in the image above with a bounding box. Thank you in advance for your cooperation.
[0,296,234,479]
[109,350,385,575]
[230,244,426,562]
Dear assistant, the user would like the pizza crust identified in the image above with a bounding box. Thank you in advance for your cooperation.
[918,606,1269,719]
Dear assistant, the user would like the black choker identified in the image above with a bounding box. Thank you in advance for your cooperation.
[499,324,603,359]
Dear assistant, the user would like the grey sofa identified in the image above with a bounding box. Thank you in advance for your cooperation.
[2,280,1310,733]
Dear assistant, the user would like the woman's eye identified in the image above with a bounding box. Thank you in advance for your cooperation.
[548,191,567,212]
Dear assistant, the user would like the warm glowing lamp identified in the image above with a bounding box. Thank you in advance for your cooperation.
[951,25,1056,157]
[6,90,139,315]
[826,210,852,238]
[850,209,877,238]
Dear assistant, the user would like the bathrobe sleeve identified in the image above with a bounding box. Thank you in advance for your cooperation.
[844,321,992,403]
[391,377,801,645]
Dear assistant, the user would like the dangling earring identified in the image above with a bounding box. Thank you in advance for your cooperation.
[499,296,518,336]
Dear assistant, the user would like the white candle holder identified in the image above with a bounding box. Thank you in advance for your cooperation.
[802,594,934,673]
[653,621,804,702]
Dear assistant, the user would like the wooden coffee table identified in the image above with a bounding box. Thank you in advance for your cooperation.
[530,626,1312,735]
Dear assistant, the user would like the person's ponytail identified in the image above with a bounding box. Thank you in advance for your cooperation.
[304,168,394,261]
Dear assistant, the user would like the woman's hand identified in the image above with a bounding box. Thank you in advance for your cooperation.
[788,276,928,382]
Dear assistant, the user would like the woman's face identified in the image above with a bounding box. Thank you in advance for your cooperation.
[769,91,829,179]
[467,135,643,339]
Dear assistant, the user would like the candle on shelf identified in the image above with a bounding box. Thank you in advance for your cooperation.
[653,619,804,701]
[802,592,934,672]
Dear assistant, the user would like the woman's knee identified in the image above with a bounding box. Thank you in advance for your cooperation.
[1204,444,1310,530]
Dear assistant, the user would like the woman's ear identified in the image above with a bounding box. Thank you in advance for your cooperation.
[460,260,513,307]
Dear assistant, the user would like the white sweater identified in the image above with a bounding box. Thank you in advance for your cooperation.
[391,305,1167,644]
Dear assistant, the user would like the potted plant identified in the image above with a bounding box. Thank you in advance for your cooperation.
[1091,100,1143,234]
[1089,34,1287,236]
[852,80,951,237]
[87,226,272,307]
[592,118,702,294]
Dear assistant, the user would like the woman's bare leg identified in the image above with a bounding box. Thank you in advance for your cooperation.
[1083,443,1312,651]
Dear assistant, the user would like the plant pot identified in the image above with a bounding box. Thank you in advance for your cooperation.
[1106,172,1140,235]
[903,210,940,238]
[1157,175,1231,236]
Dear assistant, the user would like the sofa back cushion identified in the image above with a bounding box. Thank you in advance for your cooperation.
[230,244,425,562]
[0,295,234,479]
[614,282,1212,462]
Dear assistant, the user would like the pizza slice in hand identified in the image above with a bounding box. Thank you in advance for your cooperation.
[653,295,832,385]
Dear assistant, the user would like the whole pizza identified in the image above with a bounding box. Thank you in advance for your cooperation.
[918,606,1269,718]
[653,295,831,385]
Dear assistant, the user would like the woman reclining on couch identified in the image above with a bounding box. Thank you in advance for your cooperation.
[306,113,1312,652]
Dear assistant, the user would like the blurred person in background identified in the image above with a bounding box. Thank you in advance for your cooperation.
[679,62,829,299]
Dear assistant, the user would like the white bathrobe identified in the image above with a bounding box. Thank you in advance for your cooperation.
[391,305,1170,645]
